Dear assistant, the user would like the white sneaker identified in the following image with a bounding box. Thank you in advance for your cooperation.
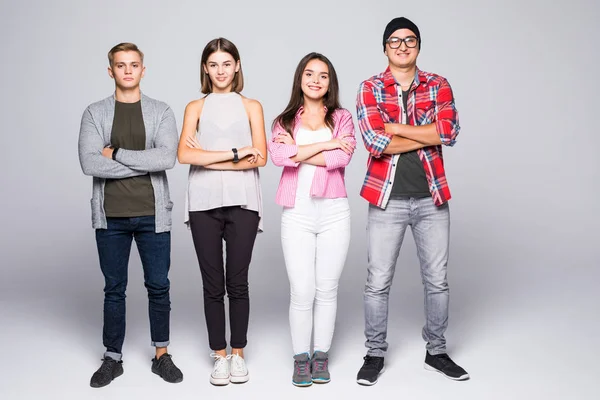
[229,354,249,383]
[209,353,231,386]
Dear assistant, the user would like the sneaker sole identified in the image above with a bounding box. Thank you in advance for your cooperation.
[424,363,470,381]
[230,374,249,384]
[292,380,313,387]
[151,370,183,383]
[90,368,123,388]
[312,377,330,384]
[210,376,230,386]
[356,366,385,386]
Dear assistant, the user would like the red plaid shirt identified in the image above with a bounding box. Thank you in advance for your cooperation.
[356,66,460,208]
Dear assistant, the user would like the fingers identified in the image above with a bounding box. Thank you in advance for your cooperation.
[340,140,354,154]
[274,133,294,145]
[185,136,201,149]
[248,148,263,163]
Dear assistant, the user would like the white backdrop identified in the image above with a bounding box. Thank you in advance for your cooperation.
[1,0,598,399]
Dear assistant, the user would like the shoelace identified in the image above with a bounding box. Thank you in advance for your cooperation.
[434,354,454,367]
[98,358,119,372]
[230,354,245,371]
[363,356,382,369]
[154,354,171,364]
[210,353,232,375]
[295,359,310,375]
[313,359,328,372]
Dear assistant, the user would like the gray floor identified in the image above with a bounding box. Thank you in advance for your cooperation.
[2,241,596,400]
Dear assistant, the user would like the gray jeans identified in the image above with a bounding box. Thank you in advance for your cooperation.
[364,197,450,356]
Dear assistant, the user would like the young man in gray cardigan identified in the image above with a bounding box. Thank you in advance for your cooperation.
[78,42,182,387]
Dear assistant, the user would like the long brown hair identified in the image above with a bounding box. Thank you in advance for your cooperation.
[200,37,244,94]
[273,52,341,135]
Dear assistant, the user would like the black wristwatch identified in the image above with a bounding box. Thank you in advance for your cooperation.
[232,148,239,163]
[112,147,119,160]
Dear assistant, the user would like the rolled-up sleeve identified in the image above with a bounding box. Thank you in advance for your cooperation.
[435,78,460,147]
[323,109,357,170]
[268,122,300,167]
[356,81,392,158]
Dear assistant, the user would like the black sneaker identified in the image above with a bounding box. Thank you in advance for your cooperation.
[90,357,123,388]
[356,355,385,386]
[151,353,184,383]
[424,352,469,381]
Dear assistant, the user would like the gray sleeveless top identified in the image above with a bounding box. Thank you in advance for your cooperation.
[184,92,263,232]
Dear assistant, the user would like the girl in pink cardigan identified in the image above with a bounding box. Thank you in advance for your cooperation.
[268,52,356,387]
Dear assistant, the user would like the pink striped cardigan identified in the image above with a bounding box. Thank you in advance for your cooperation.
[268,107,357,207]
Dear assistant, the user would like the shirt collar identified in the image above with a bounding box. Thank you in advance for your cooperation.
[383,66,427,89]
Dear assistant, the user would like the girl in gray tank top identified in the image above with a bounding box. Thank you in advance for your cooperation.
[176,37,267,386]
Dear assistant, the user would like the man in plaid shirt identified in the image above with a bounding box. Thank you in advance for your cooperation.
[355,17,469,385]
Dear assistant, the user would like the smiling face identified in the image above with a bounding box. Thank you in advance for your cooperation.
[301,58,330,101]
[108,51,145,90]
[203,50,240,93]
[385,28,419,69]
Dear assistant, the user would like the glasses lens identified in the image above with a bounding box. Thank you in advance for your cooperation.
[388,38,401,49]
[405,37,418,48]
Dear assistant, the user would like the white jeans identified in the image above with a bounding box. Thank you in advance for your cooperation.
[281,197,351,354]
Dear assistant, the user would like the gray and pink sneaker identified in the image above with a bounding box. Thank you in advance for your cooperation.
[292,353,312,387]
[311,351,330,383]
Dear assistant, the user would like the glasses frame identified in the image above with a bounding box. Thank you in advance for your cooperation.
[386,36,419,49]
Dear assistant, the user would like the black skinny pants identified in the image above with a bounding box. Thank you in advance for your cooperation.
[189,206,259,350]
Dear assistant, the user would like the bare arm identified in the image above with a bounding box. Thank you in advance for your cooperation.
[301,153,327,166]
[290,142,328,162]
[384,123,441,146]
[177,100,239,166]
[382,136,428,154]
[274,132,353,165]
[385,77,460,147]
[204,98,267,170]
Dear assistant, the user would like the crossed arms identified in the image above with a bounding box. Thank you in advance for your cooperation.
[357,77,459,158]
[268,110,356,170]
[78,107,178,179]
[177,98,267,170]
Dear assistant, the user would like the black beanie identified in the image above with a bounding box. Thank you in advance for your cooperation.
[383,17,421,51]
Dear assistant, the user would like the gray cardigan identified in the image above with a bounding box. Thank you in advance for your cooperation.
[78,93,178,233]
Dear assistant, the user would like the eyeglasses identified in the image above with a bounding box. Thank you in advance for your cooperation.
[386,36,419,49]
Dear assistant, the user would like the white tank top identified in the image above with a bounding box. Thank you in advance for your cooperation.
[185,92,263,231]
[294,126,332,198]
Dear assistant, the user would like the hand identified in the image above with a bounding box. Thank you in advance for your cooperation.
[102,146,114,159]
[274,132,295,145]
[185,135,202,149]
[238,146,264,164]
[323,135,354,154]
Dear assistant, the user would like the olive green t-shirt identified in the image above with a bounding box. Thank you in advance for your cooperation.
[103,100,155,217]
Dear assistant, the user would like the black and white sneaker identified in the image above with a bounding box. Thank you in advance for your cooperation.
[90,357,123,388]
[151,353,183,383]
[356,355,385,386]
[424,352,469,381]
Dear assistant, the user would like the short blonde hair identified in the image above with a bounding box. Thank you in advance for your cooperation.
[200,38,244,94]
[108,42,144,66]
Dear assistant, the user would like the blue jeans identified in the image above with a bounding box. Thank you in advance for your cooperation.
[364,197,450,356]
[95,216,171,360]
